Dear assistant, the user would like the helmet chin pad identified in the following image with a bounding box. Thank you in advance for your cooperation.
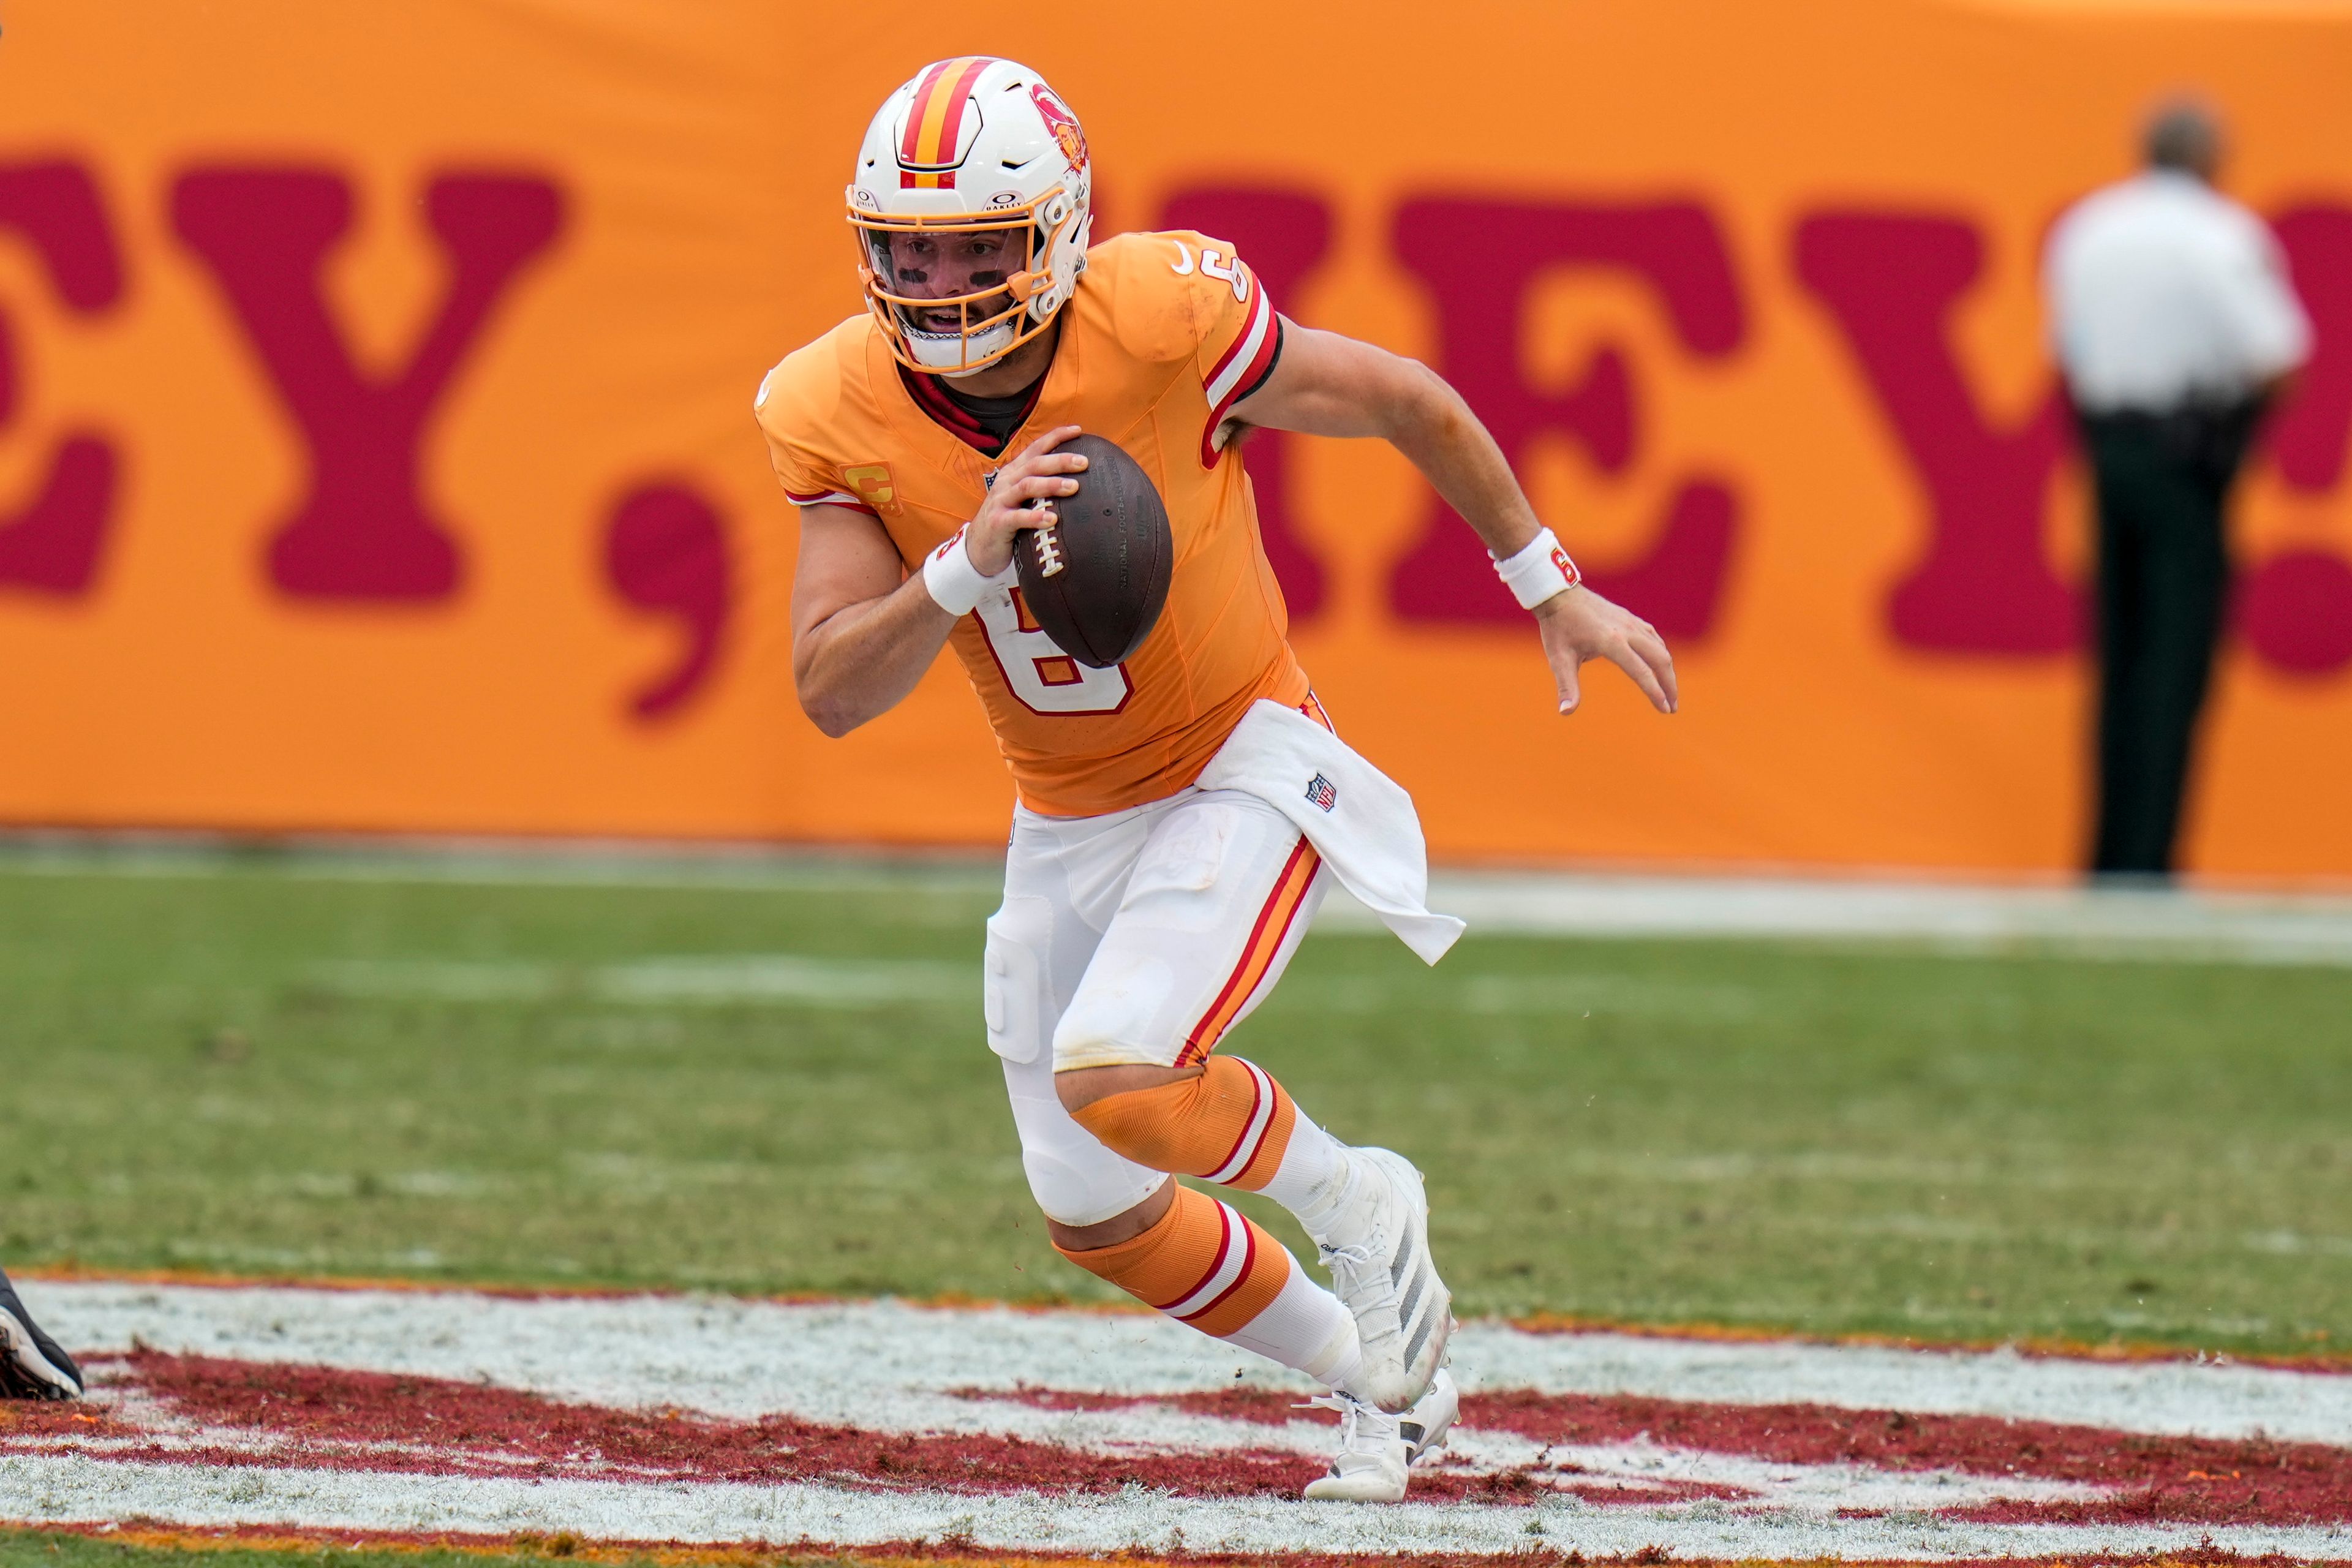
[907,318,1019,374]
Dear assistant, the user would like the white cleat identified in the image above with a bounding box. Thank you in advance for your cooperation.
[1312,1145,1452,1411]
[0,1268,81,1401]
[1300,1367,1459,1502]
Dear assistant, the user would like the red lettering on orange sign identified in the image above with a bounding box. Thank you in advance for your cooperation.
[172,167,565,601]
[2241,207,2352,674]
[2267,208,2352,495]
[1157,187,1335,623]
[1794,211,2077,655]
[1385,198,1744,638]
[0,160,124,597]
[603,481,731,721]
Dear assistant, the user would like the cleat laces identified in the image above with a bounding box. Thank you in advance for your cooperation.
[1298,1391,1401,1474]
[1319,1238,1404,1342]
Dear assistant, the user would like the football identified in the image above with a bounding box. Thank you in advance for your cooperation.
[1012,433,1173,669]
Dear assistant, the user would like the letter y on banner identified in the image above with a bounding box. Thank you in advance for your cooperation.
[1794,211,2076,655]
[173,167,565,601]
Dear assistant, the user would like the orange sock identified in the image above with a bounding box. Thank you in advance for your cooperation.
[1055,1182,1292,1338]
[1069,1055,1298,1189]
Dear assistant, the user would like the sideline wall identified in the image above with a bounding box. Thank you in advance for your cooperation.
[0,1,2348,876]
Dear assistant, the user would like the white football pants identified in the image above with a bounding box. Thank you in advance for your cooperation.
[987,786,1330,1227]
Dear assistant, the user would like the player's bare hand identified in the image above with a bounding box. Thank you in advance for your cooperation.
[1536,586,1678,715]
[965,425,1087,576]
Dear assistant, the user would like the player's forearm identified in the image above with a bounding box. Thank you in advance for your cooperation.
[1241,328,1542,557]
[792,578,957,738]
[1384,368,1545,559]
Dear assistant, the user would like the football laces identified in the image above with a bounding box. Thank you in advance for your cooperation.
[1033,526,1066,578]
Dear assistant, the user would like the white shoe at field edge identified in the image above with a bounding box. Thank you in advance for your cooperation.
[1312,1145,1452,1412]
[1300,1367,1459,1502]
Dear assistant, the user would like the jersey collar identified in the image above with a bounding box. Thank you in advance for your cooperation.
[897,361,1045,456]
[870,316,1079,482]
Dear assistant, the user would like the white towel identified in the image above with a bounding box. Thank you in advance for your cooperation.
[1197,699,1466,965]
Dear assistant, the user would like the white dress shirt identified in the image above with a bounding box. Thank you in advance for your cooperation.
[2044,170,2311,415]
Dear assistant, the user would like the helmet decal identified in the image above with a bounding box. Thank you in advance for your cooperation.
[1030,85,1088,173]
[897,55,998,189]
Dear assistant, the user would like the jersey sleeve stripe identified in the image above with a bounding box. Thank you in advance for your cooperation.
[786,488,878,516]
[1199,281,1278,467]
[1204,276,1276,409]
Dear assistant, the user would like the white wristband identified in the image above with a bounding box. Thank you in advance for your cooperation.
[1492,526,1583,609]
[922,525,1013,616]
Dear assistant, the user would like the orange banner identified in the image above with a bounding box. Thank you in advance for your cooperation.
[1,1,2348,876]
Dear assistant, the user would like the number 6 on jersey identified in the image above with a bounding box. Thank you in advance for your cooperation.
[974,587,1133,715]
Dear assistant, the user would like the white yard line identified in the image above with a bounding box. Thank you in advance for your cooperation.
[0,835,1004,895]
[2,1454,2345,1562]
[1446,1322,2352,1444]
[9,835,2352,963]
[305,956,971,1008]
[35,1284,2352,1446]
[1324,873,2352,964]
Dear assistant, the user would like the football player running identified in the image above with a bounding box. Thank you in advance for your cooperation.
[760,59,1675,1503]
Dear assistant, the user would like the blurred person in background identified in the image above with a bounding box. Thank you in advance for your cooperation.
[2045,100,2310,881]
[0,1264,81,1400]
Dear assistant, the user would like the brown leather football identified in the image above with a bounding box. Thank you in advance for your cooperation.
[1012,433,1172,669]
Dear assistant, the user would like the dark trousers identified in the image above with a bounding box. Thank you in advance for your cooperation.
[2078,401,2260,878]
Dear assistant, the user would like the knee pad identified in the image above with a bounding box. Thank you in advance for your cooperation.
[982,895,1054,1066]
[1000,1054,1164,1227]
[1018,1146,1163,1229]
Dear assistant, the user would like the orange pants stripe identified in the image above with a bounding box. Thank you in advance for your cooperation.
[1177,835,1320,1067]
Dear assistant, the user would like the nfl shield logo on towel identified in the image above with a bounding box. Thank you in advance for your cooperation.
[1305,773,1338,812]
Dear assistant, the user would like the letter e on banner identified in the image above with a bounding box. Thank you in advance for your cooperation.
[1385,199,1744,639]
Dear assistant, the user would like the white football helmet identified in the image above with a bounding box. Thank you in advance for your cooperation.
[848,58,1093,377]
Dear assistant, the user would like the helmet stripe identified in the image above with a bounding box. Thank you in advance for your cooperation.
[926,56,995,169]
[900,55,997,179]
[897,59,960,166]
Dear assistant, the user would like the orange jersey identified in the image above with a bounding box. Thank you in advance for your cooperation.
[758,230,1310,818]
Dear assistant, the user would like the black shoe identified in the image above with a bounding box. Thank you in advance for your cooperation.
[0,1266,82,1399]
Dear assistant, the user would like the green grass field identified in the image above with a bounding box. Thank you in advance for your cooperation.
[1,857,2347,1357]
